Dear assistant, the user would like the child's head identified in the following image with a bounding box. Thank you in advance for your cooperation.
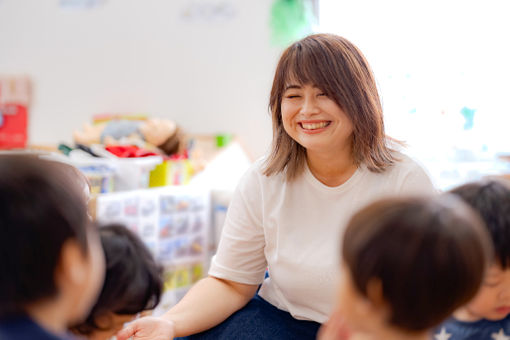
[339,195,492,336]
[264,33,394,180]
[72,224,162,340]
[0,155,105,325]
[449,179,510,321]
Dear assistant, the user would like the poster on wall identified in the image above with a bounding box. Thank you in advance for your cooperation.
[180,1,237,23]
[0,76,30,149]
[59,0,107,10]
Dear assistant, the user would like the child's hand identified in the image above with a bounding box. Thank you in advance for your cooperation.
[317,314,351,340]
[116,316,175,340]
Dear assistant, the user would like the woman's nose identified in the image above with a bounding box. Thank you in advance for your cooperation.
[299,95,319,116]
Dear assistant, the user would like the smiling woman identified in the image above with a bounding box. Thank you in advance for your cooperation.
[280,83,356,186]
[265,34,395,183]
[282,83,352,146]
[117,33,437,340]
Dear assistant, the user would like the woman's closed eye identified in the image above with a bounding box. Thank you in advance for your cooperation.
[286,94,301,99]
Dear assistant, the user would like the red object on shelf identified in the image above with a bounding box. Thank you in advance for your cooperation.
[105,145,159,158]
[0,77,30,149]
[0,104,28,149]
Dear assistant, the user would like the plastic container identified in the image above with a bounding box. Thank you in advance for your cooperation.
[79,164,116,194]
[37,152,115,194]
[114,156,163,191]
[64,152,116,193]
[149,158,193,187]
[67,150,162,192]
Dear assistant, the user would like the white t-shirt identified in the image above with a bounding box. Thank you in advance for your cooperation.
[209,152,436,323]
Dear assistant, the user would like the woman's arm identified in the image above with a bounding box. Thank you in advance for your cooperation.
[116,276,258,340]
[165,276,259,336]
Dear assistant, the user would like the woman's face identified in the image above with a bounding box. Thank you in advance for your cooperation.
[280,83,354,157]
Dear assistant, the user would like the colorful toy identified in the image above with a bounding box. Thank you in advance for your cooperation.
[73,116,183,155]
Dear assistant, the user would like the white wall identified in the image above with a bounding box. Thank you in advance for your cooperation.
[0,0,281,158]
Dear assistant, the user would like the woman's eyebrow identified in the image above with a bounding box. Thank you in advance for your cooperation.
[284,84,301,90]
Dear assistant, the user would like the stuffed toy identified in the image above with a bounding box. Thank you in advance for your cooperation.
[73,118,183,155]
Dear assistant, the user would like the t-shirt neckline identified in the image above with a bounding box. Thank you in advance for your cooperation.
[303,161,364,193]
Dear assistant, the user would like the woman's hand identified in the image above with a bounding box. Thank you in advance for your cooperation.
[116,316,175,340]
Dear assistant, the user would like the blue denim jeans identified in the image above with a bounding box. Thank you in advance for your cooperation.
[176,294,321,340]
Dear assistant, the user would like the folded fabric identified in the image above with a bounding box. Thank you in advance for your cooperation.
[105,145,159,158]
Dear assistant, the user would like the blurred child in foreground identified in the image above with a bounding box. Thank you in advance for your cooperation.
[319,195,492,340]
[0,155,105,340]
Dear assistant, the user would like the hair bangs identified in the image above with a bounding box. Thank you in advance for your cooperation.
[282,42,343,107]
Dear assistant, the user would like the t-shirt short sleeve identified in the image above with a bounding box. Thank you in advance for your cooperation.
[398,156,438,196]
[208,163,267,285]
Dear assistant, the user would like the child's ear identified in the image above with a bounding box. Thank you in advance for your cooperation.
[56,240,88,287]
[94,313,113,329]
[366,278,390,319]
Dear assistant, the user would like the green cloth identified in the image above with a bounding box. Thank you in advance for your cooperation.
[270,0,315,47]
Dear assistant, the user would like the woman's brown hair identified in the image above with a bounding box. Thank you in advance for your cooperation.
[264,33,396,180]
[343,195,493,331]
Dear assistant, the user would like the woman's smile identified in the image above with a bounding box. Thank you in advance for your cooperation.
[299,120,332,133]
[281,83,353,155]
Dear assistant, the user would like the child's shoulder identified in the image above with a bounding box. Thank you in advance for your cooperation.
[434,315,510,340]
[0,315,70,340]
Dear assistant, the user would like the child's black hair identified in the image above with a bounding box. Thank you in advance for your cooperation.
[0,155,92,318]
[449,179,510,268]
[343,195,492,332]
[72,224,163,335]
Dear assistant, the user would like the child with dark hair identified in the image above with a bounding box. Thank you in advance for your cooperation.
[434,179,510,340]
[0,155,105,340]
[71,224,163,340]
[319,195,493,340]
